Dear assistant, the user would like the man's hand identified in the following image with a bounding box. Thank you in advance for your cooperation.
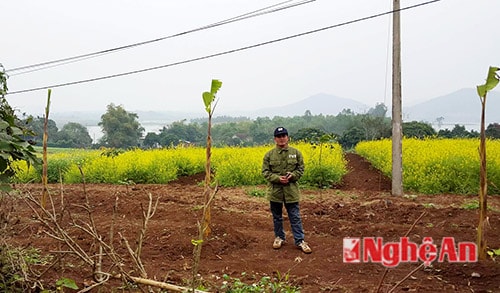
[279,172,292,184]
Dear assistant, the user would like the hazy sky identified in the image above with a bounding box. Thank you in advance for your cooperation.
[2,0,499,116]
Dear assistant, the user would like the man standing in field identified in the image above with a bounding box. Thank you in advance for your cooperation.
[262,127,312,254]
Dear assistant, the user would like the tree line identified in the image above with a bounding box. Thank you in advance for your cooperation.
[21,103,500,150]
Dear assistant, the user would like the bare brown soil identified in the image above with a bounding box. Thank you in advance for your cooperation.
[3,153,500,292]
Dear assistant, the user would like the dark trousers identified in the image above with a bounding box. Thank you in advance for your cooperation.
[270,201,305,246]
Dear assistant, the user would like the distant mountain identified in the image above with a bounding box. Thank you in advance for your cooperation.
[49,111,102,126]
[403,88,500,129]
[48,89,500,133]
[48,93,370,126]
[50,110,204,127]
[242,93,370,118]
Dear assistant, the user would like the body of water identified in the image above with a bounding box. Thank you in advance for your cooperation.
[87,124,166,144]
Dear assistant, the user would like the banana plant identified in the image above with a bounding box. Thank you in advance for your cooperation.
[192,79,222,289]
[476,66,499,260]
[201,79,222,237]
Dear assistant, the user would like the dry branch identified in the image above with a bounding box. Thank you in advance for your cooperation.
[21,187,188,291]
[113,274,208,292]
[387,263,424,293]
[376,211,426,292]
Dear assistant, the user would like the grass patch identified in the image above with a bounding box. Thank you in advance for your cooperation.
[245,187,267,198]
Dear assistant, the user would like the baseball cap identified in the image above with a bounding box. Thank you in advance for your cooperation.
[274,127,288,137]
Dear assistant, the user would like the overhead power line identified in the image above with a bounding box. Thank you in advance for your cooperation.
[6,0,441,96]
[6,0,315,76]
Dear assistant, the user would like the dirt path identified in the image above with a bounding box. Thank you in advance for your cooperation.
[3,153,500,292]
[337,152,392,192]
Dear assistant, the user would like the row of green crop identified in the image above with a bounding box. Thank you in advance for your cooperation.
[13,143,347,188]
[355,138,500,194]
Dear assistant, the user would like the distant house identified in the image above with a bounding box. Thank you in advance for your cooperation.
[178,140,194,148]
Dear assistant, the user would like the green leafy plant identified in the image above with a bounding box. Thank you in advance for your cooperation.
[34,158,72,183]
[0,64,41,191]
[192,79,223,290]
[245,187,266,197]
[461,200,480,210]
[306,134,346,188]
[219,272,300,293]
[200,79,222,236]
[55,277,78,291]
[100,147,124,158]
[487,248,500,261]
[307,165,338,189]
[0,245,50,292]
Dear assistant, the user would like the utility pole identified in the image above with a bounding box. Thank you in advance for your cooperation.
[392,0,403,196]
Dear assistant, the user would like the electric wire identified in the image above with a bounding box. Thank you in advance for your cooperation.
[6,0,442,96]
[6,0,314,76]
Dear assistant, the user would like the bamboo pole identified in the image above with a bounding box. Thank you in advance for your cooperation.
[41,89,51,208]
